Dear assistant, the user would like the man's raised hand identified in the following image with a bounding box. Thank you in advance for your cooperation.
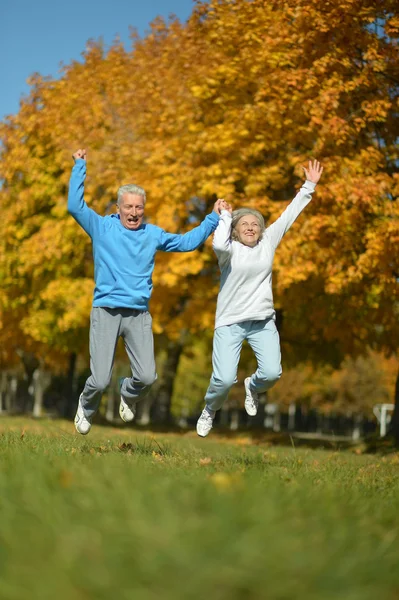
[303,160,323,184]
[213,199,224,215]
[72,149,87,162]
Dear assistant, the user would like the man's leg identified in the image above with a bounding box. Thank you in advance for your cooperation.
[80,308,121,419]
[120,310,157,402]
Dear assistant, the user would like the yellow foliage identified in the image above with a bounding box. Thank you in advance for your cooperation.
[0,0,398,372]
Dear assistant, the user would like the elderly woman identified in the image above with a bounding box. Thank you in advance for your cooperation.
[197,160,323,437]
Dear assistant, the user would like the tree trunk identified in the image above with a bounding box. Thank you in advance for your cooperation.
[64,352,77,418]
[9,375,17,412]
[32,368,44,417]
[106,385,115,422]
[16,349,40,413]
[389,365,399,443]
[151,338,184,424]
[0,372,7,413]
[32,368,52,417]
[136,396,152,426]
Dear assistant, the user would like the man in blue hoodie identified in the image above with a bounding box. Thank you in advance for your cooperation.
[69,148,222,434]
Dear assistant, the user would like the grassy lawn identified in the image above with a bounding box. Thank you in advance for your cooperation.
[0,417,399,600]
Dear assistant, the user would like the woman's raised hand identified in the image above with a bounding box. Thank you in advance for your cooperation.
[302,160,323,184]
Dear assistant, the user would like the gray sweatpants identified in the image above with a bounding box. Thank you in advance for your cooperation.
[81,307,157,418]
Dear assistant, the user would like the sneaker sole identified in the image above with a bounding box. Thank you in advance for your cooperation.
[74,419,91,435]
[119,409,134,423]
[244,378,258,416]
[244,404,257,417]
[196,422,213,437]
[197,430,210,437]
[119,400,135,423]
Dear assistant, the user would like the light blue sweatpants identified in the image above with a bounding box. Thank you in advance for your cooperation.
[205,318,282,412]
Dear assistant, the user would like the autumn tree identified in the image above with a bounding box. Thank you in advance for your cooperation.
[1,0,398,423]
[129,0,399,422]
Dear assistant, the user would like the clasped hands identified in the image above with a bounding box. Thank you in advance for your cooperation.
[213,199,233,215]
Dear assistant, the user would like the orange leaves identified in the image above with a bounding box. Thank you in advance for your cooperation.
[268,352,399,415]
[361,99,392,123]
[0,0,398,372]
[20,278,93,347]
[385,15,399,36]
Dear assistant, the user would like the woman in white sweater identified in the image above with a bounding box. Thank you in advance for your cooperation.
[197,160,323,437]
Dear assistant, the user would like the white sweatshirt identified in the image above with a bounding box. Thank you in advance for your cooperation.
[213,181,316,329]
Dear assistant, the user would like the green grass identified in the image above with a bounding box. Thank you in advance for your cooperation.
[0,417,399,600]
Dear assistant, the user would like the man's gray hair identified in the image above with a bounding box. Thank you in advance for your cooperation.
[117,184,146,206]
[231,208,265,242]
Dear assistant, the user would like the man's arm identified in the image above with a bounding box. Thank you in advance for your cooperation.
[68,149,102,237]
[158,200,224,252]
[266,160,323,251]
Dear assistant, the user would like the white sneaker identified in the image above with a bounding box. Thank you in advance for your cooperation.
[119,378,136,423]
[244,377,259,416]
[74,394,92,435]
[196,408,214,437]
[119,395,136,423]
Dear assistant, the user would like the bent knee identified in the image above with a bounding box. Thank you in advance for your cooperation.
[259,367,282,385]
[212,375,236,391]
[136,371,157,388]
[90,377,112,393]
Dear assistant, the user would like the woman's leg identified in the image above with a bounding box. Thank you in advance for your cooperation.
[204,323,245,412]
[246,318,282,394]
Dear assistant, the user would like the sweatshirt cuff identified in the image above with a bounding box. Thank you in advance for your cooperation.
[73,159,86,167]
[71,159,86,175]
[220,209,232,218]
[303,180,317,192]
[208,211,220,225]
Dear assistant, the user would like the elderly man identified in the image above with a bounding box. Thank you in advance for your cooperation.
[69,149,222,434]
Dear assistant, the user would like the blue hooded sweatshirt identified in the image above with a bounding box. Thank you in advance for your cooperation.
[68,159,219,311]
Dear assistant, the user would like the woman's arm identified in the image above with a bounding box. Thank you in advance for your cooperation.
[265,160,323,251]
[213,208,233,264]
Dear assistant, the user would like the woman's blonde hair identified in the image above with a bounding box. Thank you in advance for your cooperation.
[231,208,265,242]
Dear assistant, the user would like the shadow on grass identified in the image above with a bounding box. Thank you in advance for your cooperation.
[3,413,398,454]
[360,431,399,454]
[91,413,361,452]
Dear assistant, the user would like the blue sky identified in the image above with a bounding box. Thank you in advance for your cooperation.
[0,0,195,121]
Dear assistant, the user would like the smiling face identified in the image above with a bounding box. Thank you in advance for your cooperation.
[117,193,145,230]
[235,214,261,247]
